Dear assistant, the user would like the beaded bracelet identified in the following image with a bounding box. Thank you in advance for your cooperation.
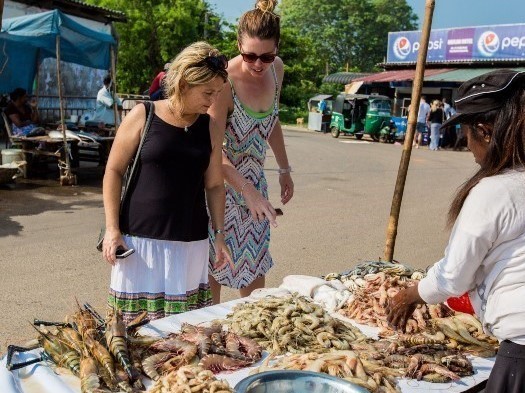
[240,180,251,199]
[278,166,292,175]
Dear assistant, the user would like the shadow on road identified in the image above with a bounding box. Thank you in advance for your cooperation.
[0,165,105,238]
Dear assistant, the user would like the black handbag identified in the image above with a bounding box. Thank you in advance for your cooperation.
[96,101,155,251]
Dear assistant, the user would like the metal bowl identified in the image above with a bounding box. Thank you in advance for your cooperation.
[234,370,369,393]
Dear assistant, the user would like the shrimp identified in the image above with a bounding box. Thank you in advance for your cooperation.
[105,309,133,380]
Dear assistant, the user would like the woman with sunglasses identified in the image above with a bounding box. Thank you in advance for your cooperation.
[208,0,294,303]
[102,42,232,323]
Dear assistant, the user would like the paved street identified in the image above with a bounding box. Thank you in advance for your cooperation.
[0,127,477,353]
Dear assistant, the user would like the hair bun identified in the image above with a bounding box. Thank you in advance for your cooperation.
[255,0,278,13]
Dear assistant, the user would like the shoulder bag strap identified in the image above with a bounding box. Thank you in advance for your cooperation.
[119,101,155,210]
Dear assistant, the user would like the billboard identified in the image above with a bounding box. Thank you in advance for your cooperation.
[387,23,525,64]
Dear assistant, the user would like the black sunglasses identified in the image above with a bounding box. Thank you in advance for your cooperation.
[199,54,228,72]
[239,43,277,64]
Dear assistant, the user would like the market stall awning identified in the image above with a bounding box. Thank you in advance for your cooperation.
[0,9,116,93]
[308,94,333,102]
[425,67,525,82]
[323,72,372,84]
[352,68,451,84]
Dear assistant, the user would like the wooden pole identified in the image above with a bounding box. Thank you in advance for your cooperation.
[56,36,71,172]
[0,0,5,29]
[383,0,435,262]
[110,46,119,134]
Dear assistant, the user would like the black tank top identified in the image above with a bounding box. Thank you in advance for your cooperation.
[120,111,212,241]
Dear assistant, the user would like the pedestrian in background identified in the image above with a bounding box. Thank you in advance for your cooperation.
[149,62,170,101]
[387,69,525,392]
[428,99,444,151]
[94,75,122,126]
[414,96,430,149]
[102,42,231,323]
[207,0,294,304]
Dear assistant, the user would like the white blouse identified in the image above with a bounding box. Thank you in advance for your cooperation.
[419,169,525,344]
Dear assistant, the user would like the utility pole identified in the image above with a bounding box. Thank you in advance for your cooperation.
[203,12,209,40]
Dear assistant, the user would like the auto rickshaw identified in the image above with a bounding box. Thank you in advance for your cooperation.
[330,94,392,140]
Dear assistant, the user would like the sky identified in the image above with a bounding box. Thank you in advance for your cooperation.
[209,0,525,30]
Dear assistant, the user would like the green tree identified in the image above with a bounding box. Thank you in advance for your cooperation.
[85,0,226,93]
[279,0,417,73]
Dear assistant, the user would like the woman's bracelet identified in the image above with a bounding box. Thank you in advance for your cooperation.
[214,229,224,235]
[240,180,251,199]
[278,166,292,175]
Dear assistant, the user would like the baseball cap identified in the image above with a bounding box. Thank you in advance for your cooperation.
[441,69,525,129]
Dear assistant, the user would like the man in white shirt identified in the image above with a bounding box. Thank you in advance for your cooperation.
[414,96,430,148]
[94,75,122,126]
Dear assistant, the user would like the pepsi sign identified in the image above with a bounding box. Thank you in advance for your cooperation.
[387,23,525,64]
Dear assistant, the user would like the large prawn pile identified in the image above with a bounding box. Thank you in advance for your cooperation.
[16,302,263,392]
[224,293,367,355]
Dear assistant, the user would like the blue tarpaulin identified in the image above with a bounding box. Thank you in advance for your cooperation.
[0,9,116,93]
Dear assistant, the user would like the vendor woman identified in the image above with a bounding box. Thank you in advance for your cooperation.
[387,69,525,392]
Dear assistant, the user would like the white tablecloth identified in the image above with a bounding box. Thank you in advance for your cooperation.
[0,297,493,392]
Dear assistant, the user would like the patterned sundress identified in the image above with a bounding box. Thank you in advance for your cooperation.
[209,66,279,289]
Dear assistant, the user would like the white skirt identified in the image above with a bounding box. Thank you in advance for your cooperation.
[109,235,211,324]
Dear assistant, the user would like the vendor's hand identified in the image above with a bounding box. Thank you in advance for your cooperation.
[213,235,232,270]
[279,173,294,205]
[386,284,424,331]
[243,184,277,227]
[102,227,128,266]
[29,97,37,108]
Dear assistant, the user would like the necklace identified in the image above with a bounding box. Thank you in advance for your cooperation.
[167,101,198,132]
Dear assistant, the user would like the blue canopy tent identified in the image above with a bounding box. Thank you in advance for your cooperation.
[0,9,116,93]
[0,9,117,184]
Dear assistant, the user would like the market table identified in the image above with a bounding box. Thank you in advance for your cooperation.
[10,135,80,170]
[0,296,492,393]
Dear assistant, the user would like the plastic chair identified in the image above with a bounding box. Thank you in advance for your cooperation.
[1,111,23,149]
[1,111,61,160]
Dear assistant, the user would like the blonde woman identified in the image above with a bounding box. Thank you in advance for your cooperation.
[208,0,294,303]
[428,99,444,150]
[102,42,231,323]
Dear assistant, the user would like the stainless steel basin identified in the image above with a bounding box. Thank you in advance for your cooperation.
[234,370,370,393]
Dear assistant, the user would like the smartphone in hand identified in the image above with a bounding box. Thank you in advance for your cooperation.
[116,247,135,259]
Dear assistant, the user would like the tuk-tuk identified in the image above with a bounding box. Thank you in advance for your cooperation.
[330,94,392,140]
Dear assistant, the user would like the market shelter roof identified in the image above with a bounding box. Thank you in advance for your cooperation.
[0,9,116,93]
[425,67,525,82]
[352,68,451,84]
[323,72,372,84]
[12,0,127,22]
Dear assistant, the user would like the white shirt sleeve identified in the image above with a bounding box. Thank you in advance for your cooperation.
[418,180,501,304]
[97,87,114,108]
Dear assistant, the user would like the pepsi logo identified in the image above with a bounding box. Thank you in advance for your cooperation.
[393,36,411,59]
[477,31,500,57]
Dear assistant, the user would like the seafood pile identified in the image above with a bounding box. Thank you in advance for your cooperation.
[23,303,148,393]
[149,365,233,393]
[338,271,452,333]
[324,261,425,292]
[224,293,367,355]
[9,303,261,392]
[140,322,262,381]
[253,323,491,393]
[254,350,402,393]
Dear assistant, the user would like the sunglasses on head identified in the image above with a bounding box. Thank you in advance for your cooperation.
[239,43,277,64]
[199,54,228,72]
